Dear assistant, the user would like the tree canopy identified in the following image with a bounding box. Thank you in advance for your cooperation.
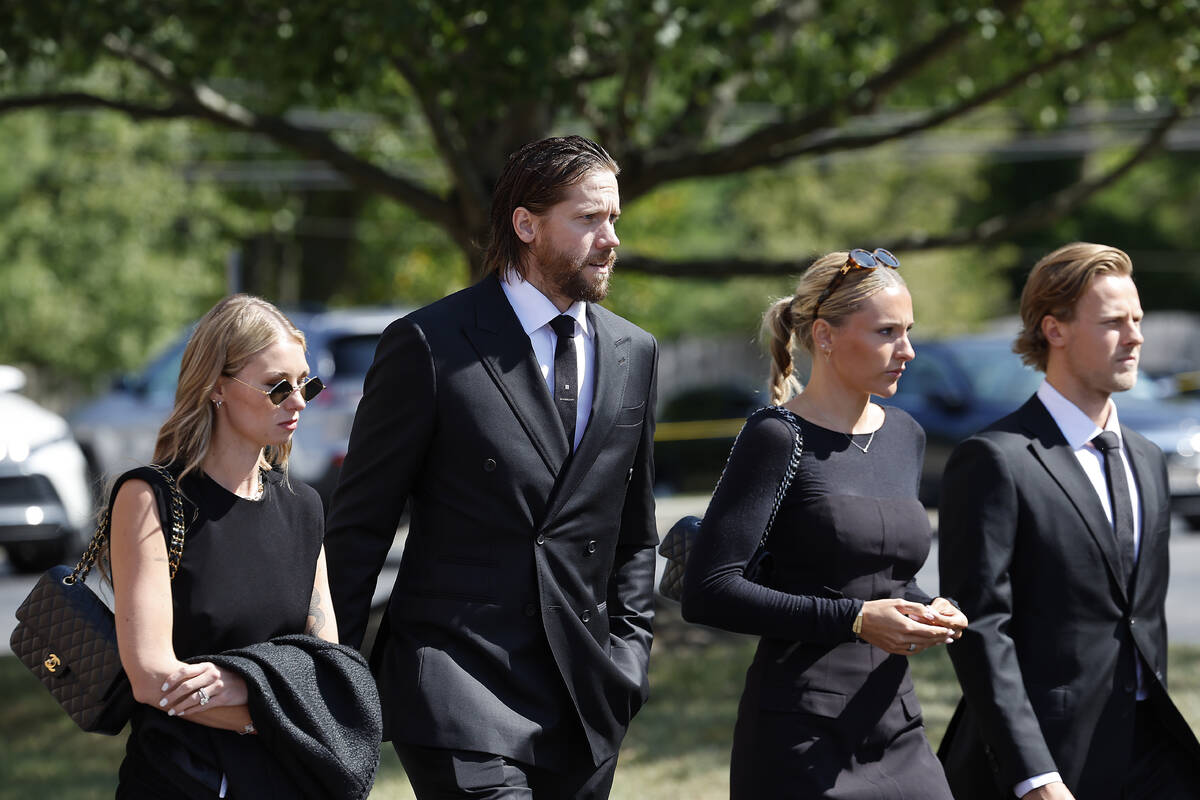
[4,0,1198,282]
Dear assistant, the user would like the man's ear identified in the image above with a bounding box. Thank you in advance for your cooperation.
[1041,314,1066,348]
[513,206,538,244]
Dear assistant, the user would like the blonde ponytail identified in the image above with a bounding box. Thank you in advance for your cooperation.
[762,297,802,405]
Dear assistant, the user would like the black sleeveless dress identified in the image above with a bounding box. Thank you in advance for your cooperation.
[112,465,324,799]
[683,407,954,799]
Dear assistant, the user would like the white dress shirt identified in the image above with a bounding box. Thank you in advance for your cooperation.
[1013,381,1145,798]
[500,273,596,450]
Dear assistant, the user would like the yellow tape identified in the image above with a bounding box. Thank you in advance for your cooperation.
[654,418,746,442]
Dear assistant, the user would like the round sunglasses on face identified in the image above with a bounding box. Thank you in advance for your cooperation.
[227,375,325,405]
[812,248,900,319]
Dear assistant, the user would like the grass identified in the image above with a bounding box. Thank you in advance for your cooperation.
[5,602,1200,799]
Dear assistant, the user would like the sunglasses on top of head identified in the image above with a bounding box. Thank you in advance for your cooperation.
[227,375,325,406]
[812,248,900,319]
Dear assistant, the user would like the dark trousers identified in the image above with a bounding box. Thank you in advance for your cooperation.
[395,743,619,800]
[1122,700,1200,800]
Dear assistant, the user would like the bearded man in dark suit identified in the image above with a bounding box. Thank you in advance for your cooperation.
[938,242,1200,800]
[324,135,658,799]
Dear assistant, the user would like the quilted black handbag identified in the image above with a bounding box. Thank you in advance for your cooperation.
[658,407,803,602]
[10,464,187,734]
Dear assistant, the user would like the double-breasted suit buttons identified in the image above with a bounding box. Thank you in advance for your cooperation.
[581,609,592,623]
[483,458,497,472]
[585,540,597,556]
[535,534,546,546]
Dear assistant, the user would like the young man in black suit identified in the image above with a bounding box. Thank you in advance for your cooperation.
[324,135,658,799]
[938,242,1200,800]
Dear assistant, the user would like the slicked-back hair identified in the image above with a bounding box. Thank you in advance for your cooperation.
[483,135,619,280]
[762,252,907,405]
[1014,242,1134,372]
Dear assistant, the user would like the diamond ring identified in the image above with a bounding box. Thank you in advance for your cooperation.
[197,687,210,706]
[908,643,916,652]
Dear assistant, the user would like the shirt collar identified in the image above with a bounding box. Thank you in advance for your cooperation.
[1037,379,1122,450]
[500,272,591,338]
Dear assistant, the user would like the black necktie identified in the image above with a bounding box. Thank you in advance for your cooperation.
[550,315,577,450]
[1092,431,1136,584]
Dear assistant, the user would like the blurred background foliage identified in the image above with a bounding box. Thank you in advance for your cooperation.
[1,0,1199,392]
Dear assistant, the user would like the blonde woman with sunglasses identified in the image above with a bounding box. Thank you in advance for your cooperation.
[682,251,967,799]
[104,294,378,798]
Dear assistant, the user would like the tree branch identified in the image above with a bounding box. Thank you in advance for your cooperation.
[625,0,1026,198]
[620,88,1195,279]
[891,86,1196,251]
[750,14,1143,168]
[610,21,658,159]
[93,33,458,230]
[660,1,823,149]
[390,52,490,228]
[0,92,191,119]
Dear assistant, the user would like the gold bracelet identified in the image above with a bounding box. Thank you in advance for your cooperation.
[851,607,864,637]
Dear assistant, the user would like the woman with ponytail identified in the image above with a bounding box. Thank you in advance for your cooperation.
[682,250,967,799]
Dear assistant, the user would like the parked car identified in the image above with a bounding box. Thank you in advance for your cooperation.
[879,335,1200,526]
[654,383,765,494]
[70,306,411,505]
[0,365,94,572]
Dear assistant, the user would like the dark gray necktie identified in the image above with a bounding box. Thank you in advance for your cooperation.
[1092,431,1136,584]
[550,315,577,450]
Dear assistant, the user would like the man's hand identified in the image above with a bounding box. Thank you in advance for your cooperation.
[1022,781,1076,800]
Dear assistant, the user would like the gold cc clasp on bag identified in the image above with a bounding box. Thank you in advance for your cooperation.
[44,654,62,673]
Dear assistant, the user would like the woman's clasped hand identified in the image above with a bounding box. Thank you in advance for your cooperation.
[857,597,967,656]
[157,661,249,718]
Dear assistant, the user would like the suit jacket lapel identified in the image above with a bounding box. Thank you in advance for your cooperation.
[1123,428,1160,586]
[1021,396,1129,603]
[462,276,569,475]
[543,308,631,524]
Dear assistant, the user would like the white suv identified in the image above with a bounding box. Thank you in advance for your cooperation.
[0,366,93,572]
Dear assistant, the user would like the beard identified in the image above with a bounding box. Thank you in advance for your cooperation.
[533,240,617,303]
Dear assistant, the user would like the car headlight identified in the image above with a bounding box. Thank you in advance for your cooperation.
[1167,452,1200,494]
[0,438,31,463]
[0,433,74,464]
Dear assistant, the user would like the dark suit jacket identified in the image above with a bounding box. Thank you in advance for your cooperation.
[324,275,658,770]
[937,395,1200,799]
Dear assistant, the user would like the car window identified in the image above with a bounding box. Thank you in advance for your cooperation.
[950,339,1161,403]
[143,342,187,402]
[900,355,957,399]
[328,334,381,378]
[945,341,1041,404]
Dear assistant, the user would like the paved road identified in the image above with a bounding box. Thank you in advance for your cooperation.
[4,495,1200,654]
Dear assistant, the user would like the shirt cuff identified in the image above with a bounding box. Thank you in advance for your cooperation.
[1014,772,1062,798]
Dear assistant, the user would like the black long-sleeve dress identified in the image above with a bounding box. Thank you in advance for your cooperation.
[682,406,953,799]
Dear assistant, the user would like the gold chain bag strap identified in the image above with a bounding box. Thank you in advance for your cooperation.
[9,464,187,734]
[658,406,803,601]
